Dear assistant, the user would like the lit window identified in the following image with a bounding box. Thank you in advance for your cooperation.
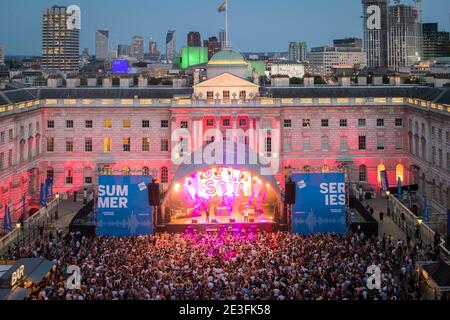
[123,137,131,152]
[142,137,150,152]
[396,164,404,182]
[123,119,131,128]
[104,137,112,153]
[47,137,54,152]
[377,164,386,183]
[302,119,310,128]
[161,167,169,184]
[104,119,112,129]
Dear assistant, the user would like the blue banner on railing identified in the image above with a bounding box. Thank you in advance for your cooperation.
[97,175,153,237]
[380,170,389,192]
[291,173,347,235]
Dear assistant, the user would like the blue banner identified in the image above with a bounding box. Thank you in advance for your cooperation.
[39,183,47,207]
[380,170,389,191]
[291,173,347,235]
[98,175,153,237]
[45,177,53,198]
[3,205,12,233]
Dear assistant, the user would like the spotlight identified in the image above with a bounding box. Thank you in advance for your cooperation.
[174,183,181,193]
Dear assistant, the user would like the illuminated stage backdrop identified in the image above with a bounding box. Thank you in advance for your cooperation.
[291,173,347,235]
[97,175,153,237]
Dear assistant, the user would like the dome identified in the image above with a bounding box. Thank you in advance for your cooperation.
[208,49,247,67]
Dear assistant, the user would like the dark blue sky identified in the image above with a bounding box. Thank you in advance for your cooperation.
[0,0,449,55]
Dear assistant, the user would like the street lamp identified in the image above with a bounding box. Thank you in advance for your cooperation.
[386,191,391,216]
[55,193,60,220]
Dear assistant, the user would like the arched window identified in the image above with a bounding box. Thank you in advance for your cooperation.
[161,166,169,184]
[396,164,404,182]
[377,164,386,183]
[142,167,150,176]
[359,165,367,182]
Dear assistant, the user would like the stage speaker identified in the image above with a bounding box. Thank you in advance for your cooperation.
[285,181,296,205]
[148,182,160,206]
[192,220,198,224]
[249,219,255,223]
[229,219,236,223]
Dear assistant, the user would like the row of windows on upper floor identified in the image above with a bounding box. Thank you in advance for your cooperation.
[0,121,40,145]
[47,119,170,130]
[409,119,450,144]
[283,118,403,128]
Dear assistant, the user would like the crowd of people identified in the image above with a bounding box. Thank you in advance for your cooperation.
[5,230,435,301]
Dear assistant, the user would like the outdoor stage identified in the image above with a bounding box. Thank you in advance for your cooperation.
[157,221,286,234]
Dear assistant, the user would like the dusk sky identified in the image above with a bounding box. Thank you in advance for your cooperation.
[0,0,449,55]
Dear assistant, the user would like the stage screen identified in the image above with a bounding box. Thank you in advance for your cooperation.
[112,59,129,74]
[291,173,347,235]
[97,175,153,236]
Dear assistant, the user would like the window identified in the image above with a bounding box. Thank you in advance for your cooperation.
[20,126,24,139]
[239,118,247,127]
[180,121,188,129]
[122,167,130,175]
[65,169,73,185]
[359,136,366,150]
[303,165,311,173]
[161,139,169,152]
[142,137,150,152]
[431,126,436,136]
[47,120,55,129]
[123,137,131,152]
[439,149,443,167]
[322,164,329,173]
[284,119,292,128]
[28,123,33,137]
[409,119,413,130]
[0,132,4,144]
[123,119,131,128]
[104,137,112,153]
[143,167,150,176]
[161,120,169,128]
[438,129,442,142]
[377,137,385,150]
[47,168,54,181]
[66,120,74,129]
[283,136,291,152]
[223,91,230,99]
[85,138,93,152]
[432,146,436,164]
[104,119,112,129]
[239,91,246,100]
[302,119,310,128]
[8,150,12,167]
[395,136,403,150]
[85,120,93,128]
[339,119,347,127]
[47,137,54,152]
[359,165,367,182]
[0,153,4,170]
[340,136,348,151]
[206,119,215,127]
[376,119,384,127]
[358,119,366,127]
[396,164,404,182]
[377,164,386,183]
[321,136,329,151]
[28,140,33,160]
[207,91,214,100]
[36,122,40,133]
[321,119,329,127]
[223,119,231,127]
[84,167,92,185]
[64,139,73,152]
[303,137,310,151]
[264,137,272,156]
[395,118,403,127]
[142,120,150,128]
[161,167,169,184]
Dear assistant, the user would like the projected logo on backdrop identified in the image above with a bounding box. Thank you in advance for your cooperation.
[291,173,347,235]
[97,175,153,237]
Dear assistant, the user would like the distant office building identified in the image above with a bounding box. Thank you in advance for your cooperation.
[118,44,132,58]
[95,29,109,60]
[206,36,222,59]
[132,36,145,61]
[149,39,158,54]
[362,0,389,69]
[0,44,4,65]
[42,5,80,72]
[288,42,307,62]
[333,38,363,50]
[308,46,367,75]
[187,32,201,47]
[166,30,176,63]
[422,23,450,60]
[219,29,227,48]
[271,61,305,78]
[388,3,422,70]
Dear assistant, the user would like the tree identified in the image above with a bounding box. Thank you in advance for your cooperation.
[289,77,303,85]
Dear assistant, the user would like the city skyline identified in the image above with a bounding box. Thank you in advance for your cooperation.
[0,0,449,55]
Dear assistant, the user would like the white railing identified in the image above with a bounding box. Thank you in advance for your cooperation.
[389,195,450,261]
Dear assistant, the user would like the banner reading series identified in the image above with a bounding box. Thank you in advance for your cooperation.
[291,173,347,235]
[97,175,153,237]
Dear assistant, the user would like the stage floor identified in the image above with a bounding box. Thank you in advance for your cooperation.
[170,212,275,225]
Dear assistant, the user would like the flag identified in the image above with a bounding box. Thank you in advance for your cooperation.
[45,177,53,198]
[218,0,226,13]
[39,182,47,207]
[397,177,402,199]
[422,195,429,223]
[3,205,12,233]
